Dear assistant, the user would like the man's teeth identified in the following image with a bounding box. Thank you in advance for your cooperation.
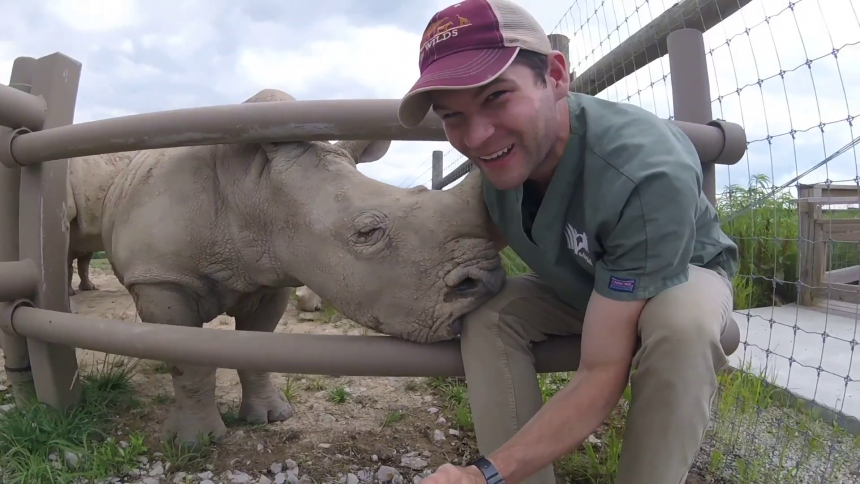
[479,145,512,161]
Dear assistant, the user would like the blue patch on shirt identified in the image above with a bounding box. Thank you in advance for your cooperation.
[608,276,636,293]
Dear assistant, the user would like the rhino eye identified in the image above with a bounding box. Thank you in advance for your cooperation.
[352,226,383,245]
[348,210,391,256]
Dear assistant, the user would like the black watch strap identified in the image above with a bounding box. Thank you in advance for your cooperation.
[468,456,506,484]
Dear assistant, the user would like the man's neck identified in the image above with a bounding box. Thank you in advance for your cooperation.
[528,97,571,194]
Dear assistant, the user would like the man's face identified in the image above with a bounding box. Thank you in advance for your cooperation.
[428,53,569,191]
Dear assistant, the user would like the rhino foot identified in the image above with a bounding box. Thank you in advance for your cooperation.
[162,401,228,450]
[162,364,228,448]
[78,280,98,291]
[237,370,294,424]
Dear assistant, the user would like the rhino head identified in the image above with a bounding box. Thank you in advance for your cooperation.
[246,90,506,343]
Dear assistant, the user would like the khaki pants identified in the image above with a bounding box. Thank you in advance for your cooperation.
[459,264,735,484]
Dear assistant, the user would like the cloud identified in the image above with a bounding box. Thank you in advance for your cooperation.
[1,0,857,200]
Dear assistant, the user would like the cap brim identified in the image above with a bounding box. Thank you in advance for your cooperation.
[398,46,520,128]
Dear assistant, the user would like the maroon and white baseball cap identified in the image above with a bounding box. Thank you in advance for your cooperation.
[398,0,553,128]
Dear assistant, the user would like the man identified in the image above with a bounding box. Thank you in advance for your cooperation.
[396,1,740,484]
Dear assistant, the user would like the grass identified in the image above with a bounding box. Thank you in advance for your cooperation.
[0,355,149,483]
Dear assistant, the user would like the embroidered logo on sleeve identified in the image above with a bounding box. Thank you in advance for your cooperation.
[608,276,636,293]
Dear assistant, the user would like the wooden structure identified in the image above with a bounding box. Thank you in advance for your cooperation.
[798,183,860,313]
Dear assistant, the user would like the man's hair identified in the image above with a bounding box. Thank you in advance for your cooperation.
[511,50,549,87]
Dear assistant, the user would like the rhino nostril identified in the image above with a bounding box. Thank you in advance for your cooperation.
[453,277,481,295]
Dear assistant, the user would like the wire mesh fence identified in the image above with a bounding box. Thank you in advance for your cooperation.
[423,0,860,482]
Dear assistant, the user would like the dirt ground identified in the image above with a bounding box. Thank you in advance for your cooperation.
[2,263,487,484]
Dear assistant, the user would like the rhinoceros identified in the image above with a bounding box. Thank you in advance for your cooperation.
[66,150,137,295]
[99,88,506,447]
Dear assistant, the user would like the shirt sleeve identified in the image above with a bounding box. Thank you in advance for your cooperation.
[592,147,702,302]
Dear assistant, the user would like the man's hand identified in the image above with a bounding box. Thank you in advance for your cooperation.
[421,464,486,484]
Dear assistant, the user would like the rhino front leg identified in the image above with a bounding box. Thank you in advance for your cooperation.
[76,252,98,291]
[129,283,227,448]
[229,289,294,424]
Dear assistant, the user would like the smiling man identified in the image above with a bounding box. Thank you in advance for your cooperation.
[397,1,741,484]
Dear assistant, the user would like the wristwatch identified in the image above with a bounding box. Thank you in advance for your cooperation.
[468,456,506,484]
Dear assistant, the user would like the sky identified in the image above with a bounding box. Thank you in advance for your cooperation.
[1,0,859,203]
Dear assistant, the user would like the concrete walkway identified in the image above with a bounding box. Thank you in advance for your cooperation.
[730,304,859,421]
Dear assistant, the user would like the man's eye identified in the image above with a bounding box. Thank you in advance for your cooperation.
[486,90,509,102]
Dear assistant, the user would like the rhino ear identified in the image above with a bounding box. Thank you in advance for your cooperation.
[336,140,391,164]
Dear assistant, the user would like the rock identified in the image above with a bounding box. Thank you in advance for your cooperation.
[271,463,284,474]
[142,478,160,484]
[259,476,273,484]
[201,481,215,484]
[199,471,215,480]
[433,429,446,441]
[319,413,336,425]
[346,473,359,484]
[377,465,401,483]
[299,474,313,484]
[64,451,79,468]
[0,385,7,391]
[586,435,601,446]
[435,417,447,425]
[275,474,287,484]
[371,455,379,462]
[400,456,428,471]
[287,473,300,484]
[318,443,332,449]
[0,403,14,413]
[258,443,265,452]
[448,429,460,437]
[149,462,165,476]
[427,407,439,414]
[172,472,187,483]
[357,469,373,481]
[285,459,298,470]
[230,471,253,483]
[414,477,424,484]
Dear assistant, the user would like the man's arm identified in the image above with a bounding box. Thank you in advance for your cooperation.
[476,145,704,484]
[482,291,642,484]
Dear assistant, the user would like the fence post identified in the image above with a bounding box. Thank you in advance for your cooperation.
[0,57,38,407]
[666,29,716,205]
[431,150,443,189]
[548,33,571,73]
[17,53,83,410]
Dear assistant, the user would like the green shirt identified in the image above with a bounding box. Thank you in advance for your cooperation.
[482,92,739,313]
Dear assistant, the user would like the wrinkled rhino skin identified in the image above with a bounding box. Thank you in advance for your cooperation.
[66,151,137,296]
[99,88,507,447]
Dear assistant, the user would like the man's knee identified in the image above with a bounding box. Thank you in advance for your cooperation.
[637,266,734,369]
[460,273,545,340]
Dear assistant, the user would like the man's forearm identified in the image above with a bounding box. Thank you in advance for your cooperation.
[486,365,629,484]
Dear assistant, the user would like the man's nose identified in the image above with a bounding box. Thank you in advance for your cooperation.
[463,117,495,150]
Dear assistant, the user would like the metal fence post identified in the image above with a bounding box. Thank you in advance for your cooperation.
[0,57,38,407]
[548,33,571,73]
[666,28,716,205]
[18,53,83,410]
[431,150,443,190]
